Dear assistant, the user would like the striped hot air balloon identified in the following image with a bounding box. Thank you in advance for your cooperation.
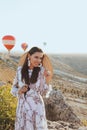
[2,35,16,52]
[21,43,28,51]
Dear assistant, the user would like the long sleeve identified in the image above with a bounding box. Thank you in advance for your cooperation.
[39,75,52,97]
[35,67,52,97]
[10,66,25,97]
[10,70,19,97]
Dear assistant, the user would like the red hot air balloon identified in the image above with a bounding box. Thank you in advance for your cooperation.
[21,43,28,51]
[2,35,15,53]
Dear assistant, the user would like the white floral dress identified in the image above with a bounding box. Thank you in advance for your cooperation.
[11,66,51,130]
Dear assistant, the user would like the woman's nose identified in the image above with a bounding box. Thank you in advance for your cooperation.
[38,58,41,63]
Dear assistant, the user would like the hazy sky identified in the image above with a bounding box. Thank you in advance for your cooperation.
[0,0,87,54]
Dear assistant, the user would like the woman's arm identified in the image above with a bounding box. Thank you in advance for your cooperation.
[35,67,52,97]
[10,70,19,97]
[10,66,28,97]
[40,75,52,97]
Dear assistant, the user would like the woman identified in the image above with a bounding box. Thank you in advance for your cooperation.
[11,46,53,130]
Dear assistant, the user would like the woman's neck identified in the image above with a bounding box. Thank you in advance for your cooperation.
[29,65,34,70]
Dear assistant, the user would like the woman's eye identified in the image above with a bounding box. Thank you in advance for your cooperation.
[40,57,43,60]
[34,56,43,60]
[35,56,38,59]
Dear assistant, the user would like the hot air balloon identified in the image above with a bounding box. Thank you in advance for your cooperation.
[43,42,47,46]
[43,42,47,52]
[2,35,16,54]
[21,43,28,52]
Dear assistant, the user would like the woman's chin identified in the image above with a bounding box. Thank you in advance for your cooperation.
[34,65,39,67]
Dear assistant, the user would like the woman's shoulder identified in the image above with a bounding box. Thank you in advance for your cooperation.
[16,66,22,78]
[16,66,22,74]
[17,66,22,71]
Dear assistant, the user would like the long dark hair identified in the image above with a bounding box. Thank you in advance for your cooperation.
[21,47,43,85]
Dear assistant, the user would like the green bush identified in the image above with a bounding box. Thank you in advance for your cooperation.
[0,84,17,130]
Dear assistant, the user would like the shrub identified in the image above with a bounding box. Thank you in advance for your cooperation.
[0,84,17,130]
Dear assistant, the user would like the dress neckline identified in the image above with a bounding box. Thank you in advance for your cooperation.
[28,69,33,73]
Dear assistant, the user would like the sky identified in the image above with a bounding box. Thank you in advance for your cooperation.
[0,0,87,54]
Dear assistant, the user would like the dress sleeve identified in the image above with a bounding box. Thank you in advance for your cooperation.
[10,66,24,97]
[36,67,52,97]
[40,76,52,97]
[10,69,19,97]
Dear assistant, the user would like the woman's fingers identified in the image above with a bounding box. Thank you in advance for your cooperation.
[18,85,28,94]
[21,86,28,92]
[44,69,51,77]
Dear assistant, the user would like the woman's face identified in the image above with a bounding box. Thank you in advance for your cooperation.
[29,52,43,68]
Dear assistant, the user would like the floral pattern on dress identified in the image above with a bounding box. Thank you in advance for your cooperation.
[11,66,52,130]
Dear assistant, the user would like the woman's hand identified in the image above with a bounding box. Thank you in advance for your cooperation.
[44,69,51,84]
[44,69,51,77]
[18,85,28,94]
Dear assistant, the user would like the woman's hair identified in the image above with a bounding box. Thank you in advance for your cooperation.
[21,47,43,85]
